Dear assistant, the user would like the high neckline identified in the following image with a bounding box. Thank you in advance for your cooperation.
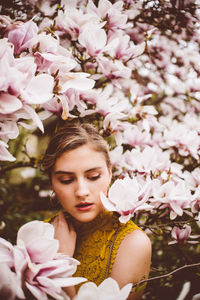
[69,210,119,234]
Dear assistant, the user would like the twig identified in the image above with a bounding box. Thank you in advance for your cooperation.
[133,262,200,288]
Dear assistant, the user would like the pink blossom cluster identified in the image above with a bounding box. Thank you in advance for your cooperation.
[0,220,86,299]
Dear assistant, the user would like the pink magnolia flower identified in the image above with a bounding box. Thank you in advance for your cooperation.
[56,3,98,41]
[183,168,200,191]
[120,126,150,147]
[6,20,38,54]
[151,180,191,220]
[97,56,131,87]
[87,0,128,31]
[78,24,107,57]
[0,221,86,300]
[74,277,132,300]
[100,176,153,223]
[169,224,200,245]
[103,112,127,132]
[169,225,191,244]
[123,146,171,176]
[163,120,200,160]
[107,31,145,62]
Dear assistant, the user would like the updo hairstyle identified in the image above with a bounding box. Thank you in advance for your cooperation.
[42,121,111,178]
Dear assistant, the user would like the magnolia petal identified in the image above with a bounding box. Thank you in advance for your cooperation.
[25,282,48,300]
[27,238,59,263]
[23,105,44,132]
[0,143,16,161]
[40,261,77,278]
[52,277,87,287]
[98,277,120,295]
[135,203,154,212]
[170,202,183,216]
[0,237,13,251]
[35,256,78,276]
[119,214,132,223]
[61,78,95,93]
[100,192,117,212]
[170,210,178,220]
[0,93,22,114]
[41,286,65,300]
[0,237,14,266]
[75,282,98,300]
[0,263,25,300]
[37,276,61,291]
[132,42,146,58]
[17,121,37,130]
[17,221,54,246]
[40,53,77,69]
[168,240,177,245]
[13,246,28,274]
[99,277,132,299]
[120,282,133,299]
[22,74,54,104]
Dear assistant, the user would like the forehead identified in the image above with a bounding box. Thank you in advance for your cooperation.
[53,144,107,171]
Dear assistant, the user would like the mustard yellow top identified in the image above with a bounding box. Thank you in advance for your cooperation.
[45,210,141,288]
[72,210,141,287]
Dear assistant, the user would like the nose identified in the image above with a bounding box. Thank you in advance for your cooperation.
[75,178,90,198]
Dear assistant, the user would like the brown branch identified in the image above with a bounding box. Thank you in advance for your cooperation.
[142,219,196,229]
[133,262,200,288]
[0,161,38,175]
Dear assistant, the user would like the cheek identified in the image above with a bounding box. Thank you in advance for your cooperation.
[96,177,110,195]
[52,182,71,200]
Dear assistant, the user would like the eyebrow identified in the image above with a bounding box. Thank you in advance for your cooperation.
[54,167,102,175]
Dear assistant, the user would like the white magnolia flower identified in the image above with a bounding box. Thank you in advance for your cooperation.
[74,277,132,300]
[101,176,153,223]
[0,221,86,300]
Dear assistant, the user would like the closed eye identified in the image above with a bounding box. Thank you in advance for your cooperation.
[60,179,74,184]
[88,175,101,181]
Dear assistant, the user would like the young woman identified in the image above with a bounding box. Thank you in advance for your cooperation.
[42,121,152,300]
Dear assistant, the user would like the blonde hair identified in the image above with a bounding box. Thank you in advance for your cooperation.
[42,121,111,177]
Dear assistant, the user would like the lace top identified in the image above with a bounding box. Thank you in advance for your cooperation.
[72,210,141,287]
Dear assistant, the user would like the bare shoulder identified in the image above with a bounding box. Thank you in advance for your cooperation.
[110,228,152,289]
[122,229,152,253]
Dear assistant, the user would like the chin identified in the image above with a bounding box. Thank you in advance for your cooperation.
[74,211,100,223]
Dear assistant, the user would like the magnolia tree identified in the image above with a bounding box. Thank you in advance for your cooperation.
[0,0,200,299]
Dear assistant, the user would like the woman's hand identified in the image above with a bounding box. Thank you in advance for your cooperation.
[51,211,77,257]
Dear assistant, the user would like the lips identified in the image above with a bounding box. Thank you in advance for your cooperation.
[75,202,93,211]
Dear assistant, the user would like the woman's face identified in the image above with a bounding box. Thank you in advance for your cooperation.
[51,144,112,223]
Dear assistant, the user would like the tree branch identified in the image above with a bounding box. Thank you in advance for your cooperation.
[133,262,200,288]
[0,160,38,175]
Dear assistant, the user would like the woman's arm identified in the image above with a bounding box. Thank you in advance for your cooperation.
[51,211,77,299]
[110,229,152,300]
